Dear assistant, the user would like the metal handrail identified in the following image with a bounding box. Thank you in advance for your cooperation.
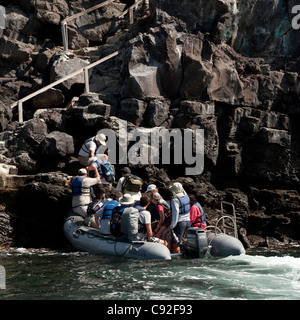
[61,0,148,51]
[219,201,238,238]
[9,0,149,122]
[61,0,116,51]
[10,51,119,122]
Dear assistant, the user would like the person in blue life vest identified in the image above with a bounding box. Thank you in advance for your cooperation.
[88,191,123,234]
[86,154,115,199]
[109,193,136,237]
[168,182,191,253]
[78,131,107,167]
[71,168,100,218]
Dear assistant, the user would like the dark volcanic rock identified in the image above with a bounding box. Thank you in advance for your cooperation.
[0,0,300,249]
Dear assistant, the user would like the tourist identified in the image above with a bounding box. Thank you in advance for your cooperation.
[123,194,168,247]
[78,131,107,167]
[116,167,142,202]
[110,193,135,237]
[145,184,159,221]
[168,182,191,253]
[151,192,171,238]
[189,194,207,230]
[116,166,131,190]
[71,168,100,218]
[88,191,123,234]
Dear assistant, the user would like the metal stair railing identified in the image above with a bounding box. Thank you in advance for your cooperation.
[61,0,149,51]
[206,201,238,238]
[10,51,119,123]
[10,0,150,122]
[219,201,238,238]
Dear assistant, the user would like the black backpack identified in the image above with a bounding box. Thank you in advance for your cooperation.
[110,206,125,237]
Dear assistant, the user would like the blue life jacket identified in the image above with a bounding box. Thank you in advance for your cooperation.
[71,176,90,196]
[177,194,191,215]
[102,200,119,219]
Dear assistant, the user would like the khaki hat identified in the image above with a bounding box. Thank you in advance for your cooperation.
[120,193,135,205]
[95,132,106,146]
[152,192,161,200]
[78,168,87,175]
[170,182,187,197]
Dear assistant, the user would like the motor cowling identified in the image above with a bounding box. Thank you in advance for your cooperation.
[183,228,208,258]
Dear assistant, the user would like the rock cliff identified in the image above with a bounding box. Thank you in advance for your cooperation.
[0,0,299,249]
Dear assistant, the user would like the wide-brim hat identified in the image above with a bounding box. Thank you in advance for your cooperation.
[152,192,161,200]
[169,182,187,197]
[146,184,158,193]
[120,193,135,205]
[95,132,106,146]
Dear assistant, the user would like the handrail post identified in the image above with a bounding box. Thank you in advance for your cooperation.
[129,7,134,24]
[18,101,23,123]
[61,21,68,51]
[83,68,90,93]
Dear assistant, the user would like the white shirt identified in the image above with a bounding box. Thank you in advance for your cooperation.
[116,176,141,201]
[78,138,97,157]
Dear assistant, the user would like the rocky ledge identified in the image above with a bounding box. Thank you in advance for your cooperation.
[0,0,299,250]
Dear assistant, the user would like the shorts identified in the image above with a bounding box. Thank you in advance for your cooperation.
[172,220,191,243]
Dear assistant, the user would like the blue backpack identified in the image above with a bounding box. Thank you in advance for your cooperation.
[100,161,115,183]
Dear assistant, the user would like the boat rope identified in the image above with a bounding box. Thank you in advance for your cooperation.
[114,240,132,257]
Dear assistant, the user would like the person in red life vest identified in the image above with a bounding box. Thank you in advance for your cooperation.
[189,194,207,230]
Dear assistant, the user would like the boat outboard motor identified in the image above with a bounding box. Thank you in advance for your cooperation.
[183,228,208,258]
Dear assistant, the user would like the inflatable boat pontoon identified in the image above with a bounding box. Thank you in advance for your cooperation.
[64,201,245,260]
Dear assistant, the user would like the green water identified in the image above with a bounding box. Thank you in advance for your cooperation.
[0,247,300,301]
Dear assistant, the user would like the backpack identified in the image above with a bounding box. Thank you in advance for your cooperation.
[110,206,125,237]
[101,161,115,183]
[122,174,143,193]
[120,207,140,235]
[87,200,104,215]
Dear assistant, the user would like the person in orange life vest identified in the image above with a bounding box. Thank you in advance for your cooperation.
[71,168,100,217]
[78,131,107,167]
[151,192,171,238]
[189,194,207,230]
